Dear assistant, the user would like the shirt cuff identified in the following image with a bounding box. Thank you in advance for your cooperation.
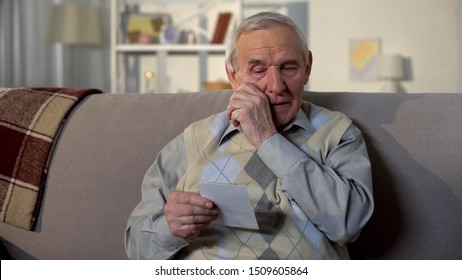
[257,133,307,178]
[144,215,189,252]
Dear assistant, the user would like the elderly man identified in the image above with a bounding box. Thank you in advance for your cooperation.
[125,11,374,260]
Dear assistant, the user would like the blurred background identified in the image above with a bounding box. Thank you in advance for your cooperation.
[0,0,461,94]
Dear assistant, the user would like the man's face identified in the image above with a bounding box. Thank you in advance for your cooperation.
[228,26,312,128]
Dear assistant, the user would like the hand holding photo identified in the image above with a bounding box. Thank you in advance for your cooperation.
[198,183,259,230]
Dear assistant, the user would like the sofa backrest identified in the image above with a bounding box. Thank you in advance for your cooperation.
[307,92,462,259]
[1,90,461,259]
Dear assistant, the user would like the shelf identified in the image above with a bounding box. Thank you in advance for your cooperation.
[111,0,241,93]
[110,1,309,94]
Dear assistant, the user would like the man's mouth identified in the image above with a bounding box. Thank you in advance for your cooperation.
[271,102,289,108]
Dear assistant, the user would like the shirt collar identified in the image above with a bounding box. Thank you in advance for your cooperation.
[219,104,316,146]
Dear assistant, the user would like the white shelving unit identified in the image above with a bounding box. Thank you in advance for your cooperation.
[110,0,242,93]
[110,0,309,94]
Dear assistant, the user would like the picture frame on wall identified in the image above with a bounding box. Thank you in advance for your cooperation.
[349,38,381,82]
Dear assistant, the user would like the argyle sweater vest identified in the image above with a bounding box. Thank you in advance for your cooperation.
[174,102,352,259]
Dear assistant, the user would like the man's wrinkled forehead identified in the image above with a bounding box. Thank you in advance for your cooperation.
[236,30,305,66]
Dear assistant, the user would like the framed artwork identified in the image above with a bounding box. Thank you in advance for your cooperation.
[349,38,381,81]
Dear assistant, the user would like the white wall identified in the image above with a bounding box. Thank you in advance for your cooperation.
[307,0,462,93]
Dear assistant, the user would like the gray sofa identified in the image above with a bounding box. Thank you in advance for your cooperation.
[1,90,461,259]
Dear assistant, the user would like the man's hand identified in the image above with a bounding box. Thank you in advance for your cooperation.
[226,83,277,148]
[164,191,218,240]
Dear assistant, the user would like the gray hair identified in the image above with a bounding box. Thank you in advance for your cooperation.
[225,11,309,72]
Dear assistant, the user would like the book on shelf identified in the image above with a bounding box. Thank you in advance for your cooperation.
[211,12,232,44]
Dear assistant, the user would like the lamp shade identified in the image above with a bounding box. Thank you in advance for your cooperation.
[378,54,405,80]
[49,3,101,45]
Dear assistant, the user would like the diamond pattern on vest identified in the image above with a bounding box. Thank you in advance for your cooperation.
[200,155,242,183]
[178,110,349,259]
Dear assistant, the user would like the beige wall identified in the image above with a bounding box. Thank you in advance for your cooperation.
[307,0,462,93]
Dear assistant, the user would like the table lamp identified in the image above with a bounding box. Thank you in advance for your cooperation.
[378,54,405,93]
[49,3,102,86]
[50,3,101,45]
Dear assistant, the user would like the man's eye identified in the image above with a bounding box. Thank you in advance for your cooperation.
[281,66,299,76]
[253,67,266,74]
[282,66,296,71]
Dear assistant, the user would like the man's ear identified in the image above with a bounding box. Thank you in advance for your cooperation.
[304,50,313,84]
[225,64,239,89]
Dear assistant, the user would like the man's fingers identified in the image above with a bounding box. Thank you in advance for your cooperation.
[176,211,219,224]
[170,223,209,239]
[164,192,219,239]
[168,191,214,209]
[164,191,218,223]
[171,203,218,218]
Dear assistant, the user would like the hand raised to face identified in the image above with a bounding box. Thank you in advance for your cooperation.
[226,82,278,148]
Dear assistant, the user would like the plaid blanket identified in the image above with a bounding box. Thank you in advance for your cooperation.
[0,87,102,230]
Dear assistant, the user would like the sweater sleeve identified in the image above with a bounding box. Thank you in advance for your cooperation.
[257,124,374,245]
[124,133,190,259]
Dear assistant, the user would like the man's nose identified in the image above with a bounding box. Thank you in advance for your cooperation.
[266,67,285,95]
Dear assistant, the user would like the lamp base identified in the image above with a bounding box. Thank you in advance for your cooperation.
[380,80,404,93]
